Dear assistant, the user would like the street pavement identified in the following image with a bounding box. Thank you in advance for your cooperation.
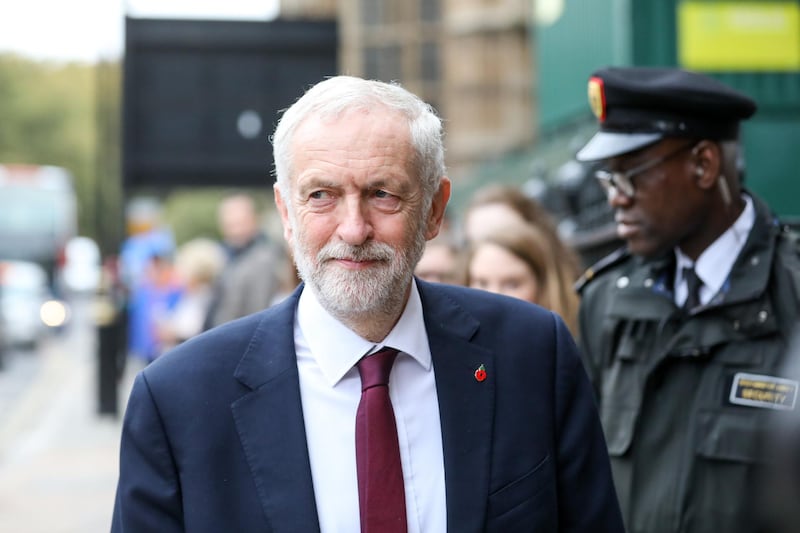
[0,308,136,533]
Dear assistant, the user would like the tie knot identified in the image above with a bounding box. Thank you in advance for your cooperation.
[683,266,702,288]
[357,347,399,391]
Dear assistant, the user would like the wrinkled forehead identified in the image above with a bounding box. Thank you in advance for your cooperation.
[287,106,418,183]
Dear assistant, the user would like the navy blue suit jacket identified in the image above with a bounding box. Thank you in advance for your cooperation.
[112,281,624,532]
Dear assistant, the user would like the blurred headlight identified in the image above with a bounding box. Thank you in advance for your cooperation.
[40,299,70,327]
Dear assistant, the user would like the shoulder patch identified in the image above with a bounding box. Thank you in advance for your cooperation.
[575,247,630,293]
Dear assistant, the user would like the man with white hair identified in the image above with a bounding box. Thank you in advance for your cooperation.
[112,76,623,533]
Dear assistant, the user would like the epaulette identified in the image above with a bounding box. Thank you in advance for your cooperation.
[574,246,630,293]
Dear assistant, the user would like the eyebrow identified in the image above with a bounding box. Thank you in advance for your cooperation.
[367,178,413,194]
[295,177,338,194]
[297,176,414,195]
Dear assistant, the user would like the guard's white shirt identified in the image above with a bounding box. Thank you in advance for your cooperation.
[294,279,447,532]
[675,194,755,307]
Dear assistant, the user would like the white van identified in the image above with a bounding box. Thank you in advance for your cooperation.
[0,164,78,286]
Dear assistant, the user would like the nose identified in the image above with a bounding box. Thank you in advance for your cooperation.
[606,186,633,209]
[336,197,372,245]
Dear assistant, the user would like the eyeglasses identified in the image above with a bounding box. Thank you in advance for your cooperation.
[594,142,697,198]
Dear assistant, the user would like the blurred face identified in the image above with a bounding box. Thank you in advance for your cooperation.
[601,138,703,258]
[218,197,258,249]
[464,203,526,243]
[415,242,457,284]
[275,106,450,317]
[469,242,539,303]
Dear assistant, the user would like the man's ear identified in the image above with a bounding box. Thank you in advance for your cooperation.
[691,140,721,191]
[424,177,451,240]
[273,183,293,244]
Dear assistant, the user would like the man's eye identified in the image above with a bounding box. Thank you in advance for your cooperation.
[309,190,329,200]
[374,190,391,198]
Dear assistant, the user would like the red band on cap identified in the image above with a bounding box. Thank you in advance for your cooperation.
[588,76,606,122]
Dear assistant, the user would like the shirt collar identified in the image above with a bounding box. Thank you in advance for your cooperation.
[297,279,432,387]
[674,193,755,296]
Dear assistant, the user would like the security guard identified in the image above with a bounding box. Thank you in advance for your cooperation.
[575,66,800,533]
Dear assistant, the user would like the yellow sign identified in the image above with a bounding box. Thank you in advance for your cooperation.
[678,1,800,71]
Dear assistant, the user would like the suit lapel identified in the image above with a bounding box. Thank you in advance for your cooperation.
[231,289,321,533]
[419,282,495,533]
[229,282,496,532]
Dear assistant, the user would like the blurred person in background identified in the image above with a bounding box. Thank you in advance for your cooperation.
[155,238,226,353]
[119,199,180,363]
[574,66,800,533]
[414,232,461,284]
[270,248,303,305]
[466,221,580,336]
[463,184,583,284]
[129,251,183,363]
[202,193,286,330]
[119,198,175,291]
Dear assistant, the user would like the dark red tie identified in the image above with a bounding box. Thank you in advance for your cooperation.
[355,347,407,533]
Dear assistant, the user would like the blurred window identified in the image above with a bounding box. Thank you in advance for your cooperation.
[420,0,440,22]
[421,41,440,83]
[0,187,64,235]
[361,0,385,25]
[364,45,402,81]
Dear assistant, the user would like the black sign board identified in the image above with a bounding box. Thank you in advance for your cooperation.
[123,17,337,190]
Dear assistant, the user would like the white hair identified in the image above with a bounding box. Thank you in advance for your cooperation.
[271,76,446,216]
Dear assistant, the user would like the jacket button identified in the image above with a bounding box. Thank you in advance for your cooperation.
[758,310,768,323]
[644,278,654,288]
[616,276,630,289]
[750,256,760,266]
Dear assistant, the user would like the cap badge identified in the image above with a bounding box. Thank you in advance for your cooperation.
[588,76,607,122]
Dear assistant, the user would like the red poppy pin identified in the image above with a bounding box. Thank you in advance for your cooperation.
[474,364,487,382]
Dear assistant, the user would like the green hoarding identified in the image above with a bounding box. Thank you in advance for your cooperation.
[535,0,800,220]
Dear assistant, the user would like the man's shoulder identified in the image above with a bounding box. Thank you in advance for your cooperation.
[776,222,800,257]
[417,280,557,331]
[575,247,633,294]
[773,223,800,303]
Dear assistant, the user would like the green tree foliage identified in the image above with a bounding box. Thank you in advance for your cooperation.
[94,59,123,255]
[0,53,104,243]
[0,54,280,259]
[160,187,278,247]
[161,189,226,245]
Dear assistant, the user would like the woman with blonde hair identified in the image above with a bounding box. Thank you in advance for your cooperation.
[154,238,226,352]
[466,220,581,337]
[463,184,583,283]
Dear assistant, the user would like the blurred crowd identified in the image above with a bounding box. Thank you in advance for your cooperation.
[106,68,800,533]
[116,183,587,364]
[118,193,298,364]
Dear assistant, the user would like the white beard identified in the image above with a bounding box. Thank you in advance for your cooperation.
[291,220,427,318]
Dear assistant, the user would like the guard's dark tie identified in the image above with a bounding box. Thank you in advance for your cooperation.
[682,266,703,310]
[355,347,407,533]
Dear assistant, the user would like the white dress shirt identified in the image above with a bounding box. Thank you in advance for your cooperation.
[674,194,755,307]
[294,279,447,533]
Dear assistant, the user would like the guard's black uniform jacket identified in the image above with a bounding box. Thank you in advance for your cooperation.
[577,193,800,533]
